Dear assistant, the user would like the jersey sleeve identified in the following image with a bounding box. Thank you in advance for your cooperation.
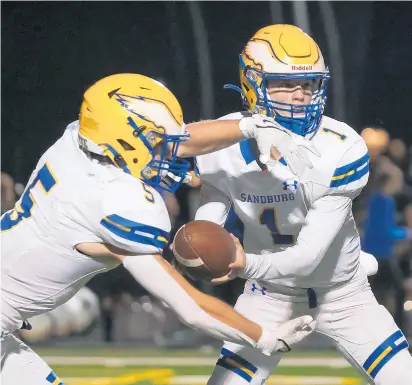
[195,112,245,189]
[196,151,230,192]
[310,139,370,201]
[98,180,171,255]
[328,139,370,196]
[195,182,232,225]
[195,182,245,244]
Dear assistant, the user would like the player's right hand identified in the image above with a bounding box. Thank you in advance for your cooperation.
[256,315,316,355]
[239,114,320,176]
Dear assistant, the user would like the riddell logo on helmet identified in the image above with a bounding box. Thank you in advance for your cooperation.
[291,65,313,71]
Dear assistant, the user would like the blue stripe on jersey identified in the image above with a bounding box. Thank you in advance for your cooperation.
[224,206,245,245]
[100,214,169,249]
[332,153,370,177]
[239,139,255,165]
[240,139,288,167]
[330,162,369,188]
[279,157,288,166]
[363,330,408,379]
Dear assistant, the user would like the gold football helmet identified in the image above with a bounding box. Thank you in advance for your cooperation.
[78,73,190,192]
[237,24,330,136]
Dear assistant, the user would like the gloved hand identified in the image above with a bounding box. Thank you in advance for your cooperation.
[256,315,316,355]
[359,250,379,276]
[239,114,320,176]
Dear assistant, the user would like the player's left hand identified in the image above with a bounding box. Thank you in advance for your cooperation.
[211,234,246,285]
[359,250,378,276]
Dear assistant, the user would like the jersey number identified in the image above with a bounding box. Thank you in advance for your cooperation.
[259,208,295,245]
[142,183,155,203]
[1,163,57,231]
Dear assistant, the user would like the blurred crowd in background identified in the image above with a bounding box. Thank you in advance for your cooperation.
[355,128,412,336]
[2,127,412,346]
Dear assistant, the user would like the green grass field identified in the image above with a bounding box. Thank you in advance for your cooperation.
[37,347,369,385]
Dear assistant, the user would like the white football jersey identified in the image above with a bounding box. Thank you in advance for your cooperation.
[196,112,369,288]
[1,122,170,331]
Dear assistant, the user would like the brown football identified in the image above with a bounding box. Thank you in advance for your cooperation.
[172,220,236,282]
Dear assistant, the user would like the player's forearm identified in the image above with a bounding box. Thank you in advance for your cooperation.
[122,254,261,346]
[194,288,262,341]
[178,120,244,157]
[194,183,232,225]
[242,246,319,280]
[242,235,335,280]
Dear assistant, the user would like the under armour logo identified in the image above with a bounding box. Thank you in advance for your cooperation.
[283,180,298,191]
[251,283,267,295]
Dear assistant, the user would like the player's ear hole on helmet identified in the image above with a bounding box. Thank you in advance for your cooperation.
[116,139,135,151]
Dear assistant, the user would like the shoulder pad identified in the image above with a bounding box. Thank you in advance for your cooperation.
[308,118,370,199]
[98,179,171,254]
[330,141,369,191]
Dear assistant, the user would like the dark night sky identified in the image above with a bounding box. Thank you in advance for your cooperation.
[2,1,412,182]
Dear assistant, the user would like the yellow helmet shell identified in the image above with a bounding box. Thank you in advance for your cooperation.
[240,24,326,112]
[79,73,186,180]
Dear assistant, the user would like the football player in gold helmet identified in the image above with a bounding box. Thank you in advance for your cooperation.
[1,73,315,385]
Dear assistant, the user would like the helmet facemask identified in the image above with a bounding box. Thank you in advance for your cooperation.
[242,62,330,136]
[127,117,190,193]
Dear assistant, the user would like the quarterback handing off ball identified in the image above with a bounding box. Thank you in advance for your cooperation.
[173,220,236,282]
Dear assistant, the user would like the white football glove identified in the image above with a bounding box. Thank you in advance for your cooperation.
[255,315,316,356]
[239,114,320,176]
[359,250,379,276]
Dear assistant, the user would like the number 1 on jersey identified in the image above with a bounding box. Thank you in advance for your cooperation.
[259,208,295,245]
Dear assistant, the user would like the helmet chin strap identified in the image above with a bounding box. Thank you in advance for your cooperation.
[223,84,243,94]
[223,84,248,109]
[162,163,192,184]
[145,163,193,185]
[167,171,192,184]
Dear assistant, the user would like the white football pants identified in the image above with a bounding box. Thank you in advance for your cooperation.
[1,298,64,385]
[207,269,412,385]
[1,333,63,385]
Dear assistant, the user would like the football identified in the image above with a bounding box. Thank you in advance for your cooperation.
[172,220,236,282]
